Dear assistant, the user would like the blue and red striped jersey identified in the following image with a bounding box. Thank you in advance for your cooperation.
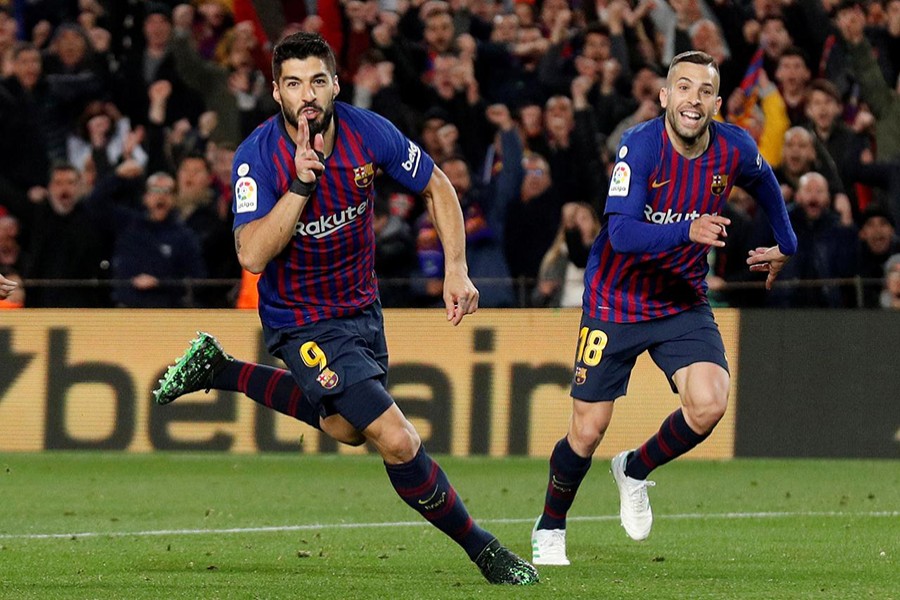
[232,102,435,329]
[585,116,793,323]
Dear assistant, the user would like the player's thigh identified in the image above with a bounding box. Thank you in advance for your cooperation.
[647,304,729,394]
[570,312,647,403]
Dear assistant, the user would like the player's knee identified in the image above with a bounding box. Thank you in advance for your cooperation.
[568,420,605,455]
[685,389,728,432]
[376,421,421,463]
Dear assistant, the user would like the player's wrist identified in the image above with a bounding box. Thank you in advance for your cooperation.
[289,177,317,197]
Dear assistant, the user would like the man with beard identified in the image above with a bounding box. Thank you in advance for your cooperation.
[530,51,798,566]
[152,32,538,586]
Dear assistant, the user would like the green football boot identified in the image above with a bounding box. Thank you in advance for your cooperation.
[152,332,231,405]
[475,538,540,585]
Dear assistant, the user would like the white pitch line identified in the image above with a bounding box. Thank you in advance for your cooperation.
[1,511,897,541]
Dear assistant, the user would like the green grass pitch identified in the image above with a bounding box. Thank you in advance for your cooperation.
[0,453,897,599]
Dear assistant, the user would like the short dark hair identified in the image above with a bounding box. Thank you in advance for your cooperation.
[667,51,719,82]
[272,32,337,81]
[778,46,810,69]
[177,151,210,172]
[50,161,79,177]
[861,203,896,228]
[807,78,842,104]
[584,22,611,39]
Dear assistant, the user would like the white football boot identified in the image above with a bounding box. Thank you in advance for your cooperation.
[531,517,570,565]
[611,450,655,541]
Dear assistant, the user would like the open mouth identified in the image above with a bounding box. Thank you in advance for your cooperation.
[679,109,703,125]
[301,106,321,119]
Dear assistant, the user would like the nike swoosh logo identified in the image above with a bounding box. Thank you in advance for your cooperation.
[651,179,671,189]
[418,485,440,505]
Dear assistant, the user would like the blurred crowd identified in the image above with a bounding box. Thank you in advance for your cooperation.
[0,0,898,310]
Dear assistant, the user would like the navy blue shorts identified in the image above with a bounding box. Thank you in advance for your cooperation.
[263,301,391,428]
[570,304,729,402]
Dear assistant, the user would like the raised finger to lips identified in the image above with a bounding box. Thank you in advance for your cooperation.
[295,114,310,148]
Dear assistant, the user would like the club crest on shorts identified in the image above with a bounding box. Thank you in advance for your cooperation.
[711,173,728,195]
[317,367,339,389]
[574,367,587,385]
[354,163,375,188]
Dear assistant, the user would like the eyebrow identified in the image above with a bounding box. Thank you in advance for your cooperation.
[675,76,714,88]
[282,71,329,82]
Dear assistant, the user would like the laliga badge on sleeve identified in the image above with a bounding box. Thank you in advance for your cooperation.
[235,177,258,213]
[608,162,631,197]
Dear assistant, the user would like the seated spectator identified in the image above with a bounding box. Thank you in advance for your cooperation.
[90,166,207,308]
[532,202,600,308]
[858,204,900,307]
[753,172,858,307]
[880,253,900,309]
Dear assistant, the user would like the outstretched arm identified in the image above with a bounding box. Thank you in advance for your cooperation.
[420,166,479,325]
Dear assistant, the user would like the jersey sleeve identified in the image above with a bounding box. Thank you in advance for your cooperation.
[604,127,655,219]
[231,139,281,230]
[732,127,798,255]
[360,110,435,194]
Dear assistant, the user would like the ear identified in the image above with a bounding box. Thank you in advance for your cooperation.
[333,75,340,100]
[713,96,722,115]
[659,86,669,109]
[272,81,281,105]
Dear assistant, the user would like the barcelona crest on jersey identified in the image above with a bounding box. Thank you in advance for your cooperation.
[711,174,728,195]
[574,367,587,385]
[354,163,375,188]
[317,367,339,389]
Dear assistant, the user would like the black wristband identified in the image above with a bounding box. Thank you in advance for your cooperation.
[289,178,317,196]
